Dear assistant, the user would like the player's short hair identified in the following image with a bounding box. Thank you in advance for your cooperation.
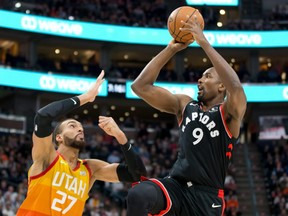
[52,121,63,146]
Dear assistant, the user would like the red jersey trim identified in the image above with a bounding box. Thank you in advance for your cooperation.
[147,178,172,216]
[72,160,81,171]
[218,189,225,216]
[83,160,92,179]
[132,177,172,216]
[219,104,233,139]
[178,102,190,126]
[29,154,59,181]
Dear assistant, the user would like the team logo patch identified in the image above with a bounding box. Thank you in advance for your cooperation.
[80,171,86,176]
[189,102,198,107]
[209,107,218,112]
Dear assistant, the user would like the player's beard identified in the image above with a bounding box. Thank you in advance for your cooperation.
[197,89,205,102]
[63,135,86,150]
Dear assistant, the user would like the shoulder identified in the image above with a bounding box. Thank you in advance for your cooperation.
[176,94,193,110]
[84,159,119,182]
[176,94,193,101]
[174,94,194,121]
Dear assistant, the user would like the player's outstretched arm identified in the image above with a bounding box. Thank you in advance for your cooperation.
[88,116,147,183]
[32,71,105,166]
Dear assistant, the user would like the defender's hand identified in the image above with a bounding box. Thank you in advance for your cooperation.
[86,70,105,102]
[98,116,127,144]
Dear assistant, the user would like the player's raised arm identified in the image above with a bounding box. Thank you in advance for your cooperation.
[31,71,105,168]
[181,16,247,137]
[131,40,192,118]
[87,116,147,183]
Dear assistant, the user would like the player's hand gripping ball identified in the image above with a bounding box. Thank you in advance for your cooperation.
[167,6,205,43]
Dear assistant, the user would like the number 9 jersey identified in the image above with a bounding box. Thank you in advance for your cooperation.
[17,152,91,216]
[169,101,237,189]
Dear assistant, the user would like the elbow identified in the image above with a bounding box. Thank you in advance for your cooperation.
[131,76,152,97]
[133,169,147,182]
[139,166,147,178]
[34,111,46,126]
[131,82,137,93]
[132,161,147,181]
[34,111,53,138]
[131,80,143,96]
[34,110,51,125]
[131,81,154,100]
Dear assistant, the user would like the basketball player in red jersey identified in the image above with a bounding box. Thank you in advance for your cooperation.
[17,71,147,216]
[128,16,247,215]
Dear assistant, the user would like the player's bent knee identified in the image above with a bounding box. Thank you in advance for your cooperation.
[127,185,146,204]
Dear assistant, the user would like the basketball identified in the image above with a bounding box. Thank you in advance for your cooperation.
[167,6,205,43]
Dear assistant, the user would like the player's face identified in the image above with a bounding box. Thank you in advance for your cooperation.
[197,67,222,103]
[61,119,86,150]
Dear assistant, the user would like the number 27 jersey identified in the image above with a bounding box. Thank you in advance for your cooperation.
[17,153,91,216]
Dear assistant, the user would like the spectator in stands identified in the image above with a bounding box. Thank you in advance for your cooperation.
[225,190,241,216]
[260,137,288,215]
[234,62,251,83]
[137,122,149,142]
[2,201,14,216]
[224,174,237,193]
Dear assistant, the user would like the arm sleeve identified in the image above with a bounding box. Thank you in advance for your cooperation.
[34,96,80,137]
[116,142,147,182]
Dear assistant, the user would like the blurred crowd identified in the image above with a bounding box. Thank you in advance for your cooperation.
[0,118,242,215]
[260,138,288,216]
[2,51,288,84]
[0,118,177,215]
[1,0,168,28]
[0,1,287,83]
[224,163,242,216]
[0,0,288,30]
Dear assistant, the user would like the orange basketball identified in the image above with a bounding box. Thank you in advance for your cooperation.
[167,6,205,43]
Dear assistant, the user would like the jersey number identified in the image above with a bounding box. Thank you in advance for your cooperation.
[51,190,77,214]
[192,128,203,145]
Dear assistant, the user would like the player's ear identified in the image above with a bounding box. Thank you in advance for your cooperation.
[56,134,63,143]
[218,83,225,93]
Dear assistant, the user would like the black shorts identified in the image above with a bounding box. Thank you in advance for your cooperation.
[147,177,225,216]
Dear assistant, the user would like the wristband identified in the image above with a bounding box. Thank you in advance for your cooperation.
[121,142,132,151]
[117,141,147,182]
